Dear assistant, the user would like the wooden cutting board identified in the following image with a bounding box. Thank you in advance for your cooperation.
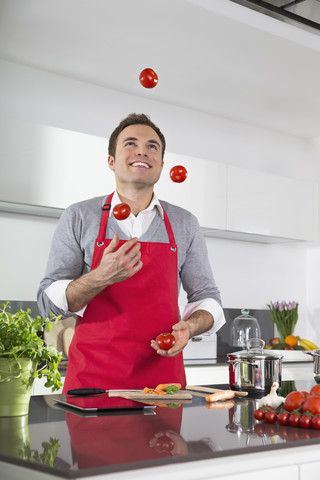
[108,389,192,400]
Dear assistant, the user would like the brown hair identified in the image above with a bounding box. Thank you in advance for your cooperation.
[108,113,166,159]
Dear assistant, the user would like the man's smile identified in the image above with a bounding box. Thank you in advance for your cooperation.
[130,161,151,169]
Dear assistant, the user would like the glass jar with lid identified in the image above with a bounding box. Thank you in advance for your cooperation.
[230,308,261,348]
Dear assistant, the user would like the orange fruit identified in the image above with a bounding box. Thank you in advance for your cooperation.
[285,335,298,347]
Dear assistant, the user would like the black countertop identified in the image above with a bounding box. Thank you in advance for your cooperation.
[1,378,320,479]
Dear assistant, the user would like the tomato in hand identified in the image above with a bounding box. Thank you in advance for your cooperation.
[156,332,176,350]
[310,385,320,397]
[264,411,277,424]
[170,165,188,183]
[302,396,320,415]
[288,414,301,427]
[284,391,306,412]
[299,415,312,429]
[277,412,289,426]
[253,409,265,421]
[154,436,174,453]
[113,203,131,220]
[139,68,158,88]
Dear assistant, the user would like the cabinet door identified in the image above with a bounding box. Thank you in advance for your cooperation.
[155,152,227,230]
[227,166,314,241]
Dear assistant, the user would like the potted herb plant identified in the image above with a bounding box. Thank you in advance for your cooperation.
[0,302,62,416]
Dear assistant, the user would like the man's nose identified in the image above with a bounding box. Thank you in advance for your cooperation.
[136,145,148,156]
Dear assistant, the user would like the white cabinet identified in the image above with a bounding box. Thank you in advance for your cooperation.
[155,152,228,230]
[227,166,315,241]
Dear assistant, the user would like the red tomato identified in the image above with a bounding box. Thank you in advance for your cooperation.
[302,396,320,415]
[299,415,312,429]
[154,436,174,453]
[156,332,176,350]
[311,416,320,430]
[288,414,301,427]
[169,165,188,183]
[113,203,131,220]
[284,391,306,412]
[139,68,158,88]
[310,385,320,397]
[264,411,277,424]
[301,391,310,398]
[277,412,289,426]
[253,409,265,421]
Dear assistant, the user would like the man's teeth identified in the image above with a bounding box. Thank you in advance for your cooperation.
[131,162,150,168]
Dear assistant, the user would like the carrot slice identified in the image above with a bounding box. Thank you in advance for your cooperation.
[155,383,182,391]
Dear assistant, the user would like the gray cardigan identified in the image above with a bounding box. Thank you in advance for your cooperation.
[37,195,222,318]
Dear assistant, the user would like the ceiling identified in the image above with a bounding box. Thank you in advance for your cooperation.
[1,0,320,138]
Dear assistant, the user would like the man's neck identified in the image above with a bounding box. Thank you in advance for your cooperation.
[116,187,154,216]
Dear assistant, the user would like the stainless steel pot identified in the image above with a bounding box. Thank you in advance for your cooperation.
[227,339,283,397]
[305,349,320,382]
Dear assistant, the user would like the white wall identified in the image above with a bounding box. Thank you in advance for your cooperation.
[0,59,319,342]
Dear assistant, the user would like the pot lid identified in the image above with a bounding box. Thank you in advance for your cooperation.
[227,338,284,360]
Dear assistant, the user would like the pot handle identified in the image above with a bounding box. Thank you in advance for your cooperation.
[227,360,258,372]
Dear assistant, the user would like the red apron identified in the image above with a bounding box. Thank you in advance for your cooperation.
[63,193,186,392]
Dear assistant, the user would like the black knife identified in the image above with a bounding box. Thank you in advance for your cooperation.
[67,388,107,396]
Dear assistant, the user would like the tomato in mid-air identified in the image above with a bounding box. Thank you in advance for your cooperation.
[170,165,188,183]
[264,411,277,424]
[310,385,320,397]
[277,412,289,426]
[113,203,131,220]
[156,332,176,350]
[302,396,320,415]
[288,414,301,428]
[284,391,306,412]
[253,409,265,421]
[139,68,158,89]
[154,436,174,453]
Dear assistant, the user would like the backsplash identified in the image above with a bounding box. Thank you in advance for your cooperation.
[1,302,275,363]
[217,308,275,361]
[0,300,39,317]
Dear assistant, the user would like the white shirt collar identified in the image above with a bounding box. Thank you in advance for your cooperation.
[108,191,164,219]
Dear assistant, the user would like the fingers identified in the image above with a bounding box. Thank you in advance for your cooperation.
[104,233,120,253]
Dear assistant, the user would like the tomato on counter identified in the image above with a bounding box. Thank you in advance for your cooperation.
[284,391,307,412]
[310,385,320,397]
[302,396,320,415]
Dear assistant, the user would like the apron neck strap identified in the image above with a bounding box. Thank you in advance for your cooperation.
[97,193,114,244]
[97,193,177,249]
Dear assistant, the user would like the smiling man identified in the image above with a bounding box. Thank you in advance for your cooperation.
[37,113,225,392]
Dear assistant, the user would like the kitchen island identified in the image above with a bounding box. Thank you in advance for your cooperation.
[1,374,320,480]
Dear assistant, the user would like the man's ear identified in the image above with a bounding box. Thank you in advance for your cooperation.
[108,155,115,171]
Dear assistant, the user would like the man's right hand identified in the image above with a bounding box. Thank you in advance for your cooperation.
[66,234,142,312]
[96,233,143,285]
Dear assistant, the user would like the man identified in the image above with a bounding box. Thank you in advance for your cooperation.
[37,113,225,391]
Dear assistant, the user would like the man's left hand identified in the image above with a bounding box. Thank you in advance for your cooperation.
[150,321,190,357]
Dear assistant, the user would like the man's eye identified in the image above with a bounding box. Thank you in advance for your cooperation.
[125,142,135,146]
[149,144,157,149]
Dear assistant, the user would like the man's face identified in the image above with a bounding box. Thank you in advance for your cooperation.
[108,124,164,190]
